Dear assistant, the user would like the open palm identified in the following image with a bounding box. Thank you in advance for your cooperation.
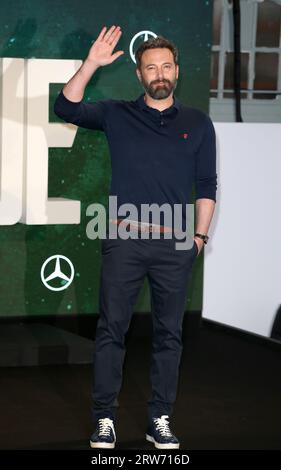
[88,25,124,66]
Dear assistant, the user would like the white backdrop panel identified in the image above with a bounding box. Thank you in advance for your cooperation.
[202,122,281,338]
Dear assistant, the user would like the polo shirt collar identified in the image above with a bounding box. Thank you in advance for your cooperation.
[135,92,180,113]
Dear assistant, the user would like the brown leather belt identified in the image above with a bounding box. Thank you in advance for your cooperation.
[109,218,177,234]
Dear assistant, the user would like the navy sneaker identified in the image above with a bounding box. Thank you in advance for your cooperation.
[146,415,180,449]
[90,417,116,449]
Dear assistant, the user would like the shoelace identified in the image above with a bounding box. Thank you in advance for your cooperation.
[98,418,114,436]
[153,415,172,437]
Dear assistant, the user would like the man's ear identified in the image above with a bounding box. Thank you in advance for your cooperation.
[176,64,179,79]
[136,68,141,82]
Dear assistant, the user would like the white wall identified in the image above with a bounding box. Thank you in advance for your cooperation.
[202,122,281,338]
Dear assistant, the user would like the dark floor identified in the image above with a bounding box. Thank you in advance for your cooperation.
[0,320,281,450]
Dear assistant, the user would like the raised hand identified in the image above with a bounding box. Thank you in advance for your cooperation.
[87,25,124,67]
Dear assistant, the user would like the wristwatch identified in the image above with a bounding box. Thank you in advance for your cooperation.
[195,233,209,244]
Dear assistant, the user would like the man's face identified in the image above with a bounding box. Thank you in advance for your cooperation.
[136,48,179,100]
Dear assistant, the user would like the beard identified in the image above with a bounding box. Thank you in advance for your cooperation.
[139,74,178,100]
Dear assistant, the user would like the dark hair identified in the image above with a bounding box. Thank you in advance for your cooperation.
[135,35,179,70]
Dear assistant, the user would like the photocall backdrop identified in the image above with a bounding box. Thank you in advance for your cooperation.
[0,0,214,317]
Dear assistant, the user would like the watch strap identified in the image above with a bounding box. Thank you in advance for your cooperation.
[195,233,209,244]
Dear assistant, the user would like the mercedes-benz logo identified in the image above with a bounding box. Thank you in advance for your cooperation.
[129,30,158,63]
[40,255,75,291]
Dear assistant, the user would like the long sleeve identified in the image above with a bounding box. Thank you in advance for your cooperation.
[195,114,217,202]
[53,89,109,131]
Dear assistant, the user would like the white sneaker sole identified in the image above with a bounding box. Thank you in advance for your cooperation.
[146,434,180,449]
[90,440,116,449]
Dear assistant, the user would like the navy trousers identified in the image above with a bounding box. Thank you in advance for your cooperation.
[91,233,198,425]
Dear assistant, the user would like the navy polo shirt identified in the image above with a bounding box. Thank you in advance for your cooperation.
[54,90,217,230]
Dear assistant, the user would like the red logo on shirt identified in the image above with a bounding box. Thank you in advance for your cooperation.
[182,133,188,139]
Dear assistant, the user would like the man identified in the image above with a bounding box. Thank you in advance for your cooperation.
[54,25,217,450]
